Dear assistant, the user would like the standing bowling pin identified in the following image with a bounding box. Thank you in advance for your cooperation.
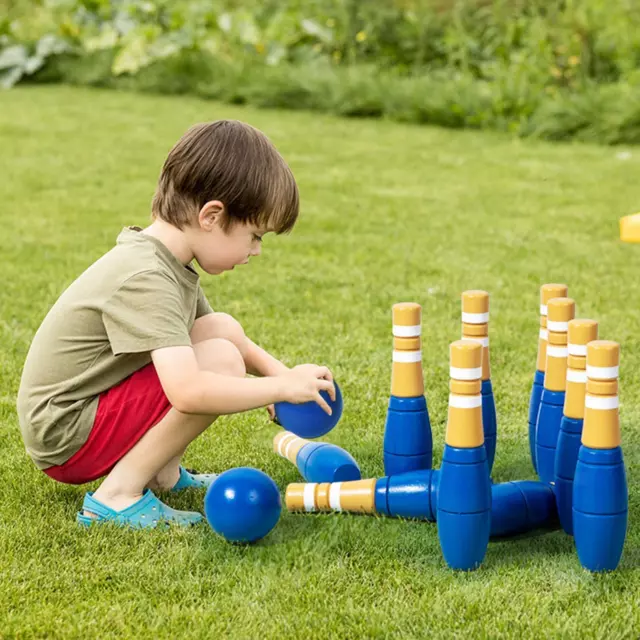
[573,341,628,572]
[529,284,568,473]
[535,297,575,483]
[554,319,598,534]
[437,340,491,571]
[461,290,496,473]
[383,303,432,475]
[273,431,361,483]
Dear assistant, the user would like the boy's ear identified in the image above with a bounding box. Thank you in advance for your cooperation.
[198,200,226,231]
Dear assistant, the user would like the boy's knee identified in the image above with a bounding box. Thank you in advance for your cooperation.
[191,312,248,357]
[194,338,246,378]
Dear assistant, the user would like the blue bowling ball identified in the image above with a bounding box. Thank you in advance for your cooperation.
[274,381,343,439]
[204,467,281,543]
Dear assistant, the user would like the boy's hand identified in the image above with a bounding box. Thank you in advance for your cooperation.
[278,365,336,415]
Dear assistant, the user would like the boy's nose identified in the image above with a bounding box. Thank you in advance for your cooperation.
[250,245,262,257]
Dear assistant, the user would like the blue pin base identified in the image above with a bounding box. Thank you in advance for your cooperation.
[482,379,497,474]
[554,416,583,535]
[383,395,432,476]
[535,389,565,484]
[375,469,438,522]
[437,445,491,571]
[573,446,628,572]
[528,370,544,474]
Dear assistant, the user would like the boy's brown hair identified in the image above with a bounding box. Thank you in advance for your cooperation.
[152,120,299,233]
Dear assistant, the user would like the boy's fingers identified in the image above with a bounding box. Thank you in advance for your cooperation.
[314,393,333,416]
[318,379,336,401]
[316,366,332,382]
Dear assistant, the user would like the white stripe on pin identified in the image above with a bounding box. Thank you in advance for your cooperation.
[539,329,548,341]
[568,343,588,357]
[329,483,342,511]
[462,312,489,324]
[393,324,421,338]
[449,394,482,409]
[462,336,489,347]
[450,366,482,380]
[304,483,317,512]
[284,435,301,460]
[547,320,569,332]
[585,395,619,410]
[566,369,588,383]
[547,346,568,358]
[587,365,619,380]
[278,433,295,457]
[393,350,422,363]
[540,304,548,316]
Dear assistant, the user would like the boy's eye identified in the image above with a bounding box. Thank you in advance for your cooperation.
[253,234,263,242]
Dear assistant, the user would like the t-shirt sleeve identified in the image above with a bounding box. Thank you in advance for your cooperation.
[102,270,192,355]
[196,285,214,319]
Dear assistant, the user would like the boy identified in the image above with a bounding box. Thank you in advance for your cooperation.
[17,120,335,529]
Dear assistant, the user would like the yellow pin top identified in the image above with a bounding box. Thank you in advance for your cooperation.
[391,302,424,397]
[392,302,421,328]
[541,284,568,306]
[462,290,489,316]
[568,319,598,346]
[536,285,568,371]
[582,340,621,449]
[446,340,483,448]
[547,297,575,324]
[451,340,482,370]
[564,320,598,419]
[587,340,620,369]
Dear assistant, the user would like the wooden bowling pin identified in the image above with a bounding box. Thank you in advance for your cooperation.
[273,432,361,483]
[554,319,598,534]
[461,290,496,473]
[437,340,491,570]
[528,284,568,473]
[286,473,558,538]
[535,297,575,483]
[383,303,432,475]
[573,341,628,572]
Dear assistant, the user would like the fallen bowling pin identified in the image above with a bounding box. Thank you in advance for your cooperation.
[573,340,628,572]
[554,319,598,535]
[529,284,568,474]
[286,474,557,538]
[273,431,361,483]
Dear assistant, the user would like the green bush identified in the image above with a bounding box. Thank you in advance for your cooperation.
[3,0,640,144]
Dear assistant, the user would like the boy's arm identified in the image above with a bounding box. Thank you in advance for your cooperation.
[244,338,289,377]
[151,345,334,415]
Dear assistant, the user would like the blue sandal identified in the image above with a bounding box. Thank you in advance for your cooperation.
[76,489,203,529]
[170,467,218,492]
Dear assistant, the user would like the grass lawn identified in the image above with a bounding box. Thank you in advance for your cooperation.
[1,85,640,638]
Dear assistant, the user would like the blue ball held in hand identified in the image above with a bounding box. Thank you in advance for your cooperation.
[204,467,281,543]
[274,380,343,439]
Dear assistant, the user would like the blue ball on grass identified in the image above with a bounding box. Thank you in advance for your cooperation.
[204,467,281,544]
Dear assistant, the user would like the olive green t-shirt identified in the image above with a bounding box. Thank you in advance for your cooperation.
[17,227,213,470]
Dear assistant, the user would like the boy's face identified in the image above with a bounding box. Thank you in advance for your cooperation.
[190,202,268,275]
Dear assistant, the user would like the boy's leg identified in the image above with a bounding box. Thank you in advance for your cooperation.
[190,312,247,355]
[145,314,248,490]
[89,338,245,514]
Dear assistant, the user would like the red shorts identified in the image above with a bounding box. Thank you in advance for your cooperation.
[43,363,172,485]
